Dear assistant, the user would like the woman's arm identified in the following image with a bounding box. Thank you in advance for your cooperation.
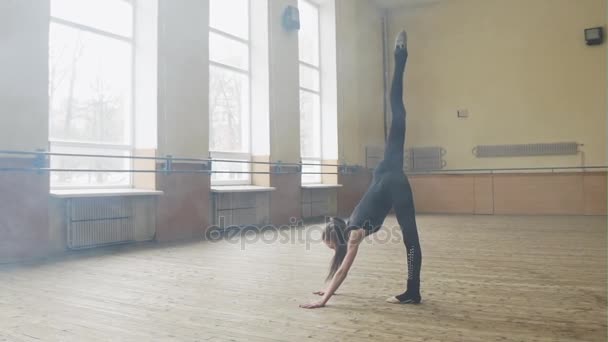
[300,229,366,309]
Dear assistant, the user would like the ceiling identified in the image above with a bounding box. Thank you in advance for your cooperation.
[371,0,441,9]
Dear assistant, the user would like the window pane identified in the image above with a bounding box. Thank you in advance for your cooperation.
[51,0,133,37]
[212,159,250,184]
[299,64,320,92]
[209,66,250,153]
[49,23,132,145]
[209,32,250,71]
[298,0,319,66]
[210,0,249,40]
[50,145,131,188]
[301,160,322,184]
[299,91,321,159]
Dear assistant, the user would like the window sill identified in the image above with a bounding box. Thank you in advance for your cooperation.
[50,188,164,199]
[211,185,276,193]
[301,184,343,189]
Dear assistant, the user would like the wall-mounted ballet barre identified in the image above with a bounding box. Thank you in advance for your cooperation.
[0,150,605,175]
[0,150,343,167]
[2,165,603,176]
[407,165,608,175]
[0,167,341,175]
[0,149,356,175]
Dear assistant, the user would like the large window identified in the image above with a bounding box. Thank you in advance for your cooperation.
[298,0,322,184]
[209,0,252,185]
[49,0,134,188]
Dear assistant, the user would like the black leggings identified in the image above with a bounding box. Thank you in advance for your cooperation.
[347,46,422,296]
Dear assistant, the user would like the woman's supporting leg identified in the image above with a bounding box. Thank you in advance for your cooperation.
[389,179,422,303]
[382,30,408,171]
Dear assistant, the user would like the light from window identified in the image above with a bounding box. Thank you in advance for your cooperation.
[209,32,250,71]
[299,0,322,184]
[209,0,252,185]
[209,0,249,40]
[209,66,250,153]
[301,160,322,185]
[49,0,134,188]
[49,25,132,144]
[299,91,321,159]
[51,0,133,38]
[210,155,251,185]
[298,0,319,67]
[299,64,320,92]
[50,144,131,188]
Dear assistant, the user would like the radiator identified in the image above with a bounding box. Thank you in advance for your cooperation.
[366,145,446,171]
[212,191,270,228]
[474,142,579,158]
[409,146,446,171]
[301,188,337,219]
[67,197,135,250]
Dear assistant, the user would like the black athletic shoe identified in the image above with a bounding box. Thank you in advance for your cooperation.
[386,293,421,304]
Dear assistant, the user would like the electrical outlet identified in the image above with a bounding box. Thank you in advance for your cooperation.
[457,109,469,118]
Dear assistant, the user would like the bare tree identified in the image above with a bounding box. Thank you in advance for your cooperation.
[86,75,121,183]
[209,71,243,152]
[299,93,315,158]
[63,33,85,139]
[49,33,84,184]
[49,40,70,110]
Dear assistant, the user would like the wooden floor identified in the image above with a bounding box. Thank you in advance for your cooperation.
[0,215,606,342]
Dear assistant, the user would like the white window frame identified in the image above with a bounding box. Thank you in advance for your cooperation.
[301,157,323,185]
[48,0,136,190]
[209,0,253,186]
[209,151,251,186]
[299,0,323,184]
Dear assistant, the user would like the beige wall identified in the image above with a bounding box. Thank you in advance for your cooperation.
[336,0,386,166]
[389,0,607,169]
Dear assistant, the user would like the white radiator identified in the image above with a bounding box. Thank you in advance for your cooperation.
[474,142,579,158]
[365,145,447,171]
[301,188,337,219]
[67,197,135,250]
[212,191,270,228]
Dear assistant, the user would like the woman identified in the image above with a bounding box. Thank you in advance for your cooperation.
[300,30,422,309]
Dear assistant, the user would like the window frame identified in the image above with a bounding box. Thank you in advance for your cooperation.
[301,157,323,185]
[208,0,253,186]
[298,0,323,184]
[48,0,136,189]
[209,151,252,186]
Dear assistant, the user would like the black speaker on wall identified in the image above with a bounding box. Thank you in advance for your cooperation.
[585,27,604,46]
